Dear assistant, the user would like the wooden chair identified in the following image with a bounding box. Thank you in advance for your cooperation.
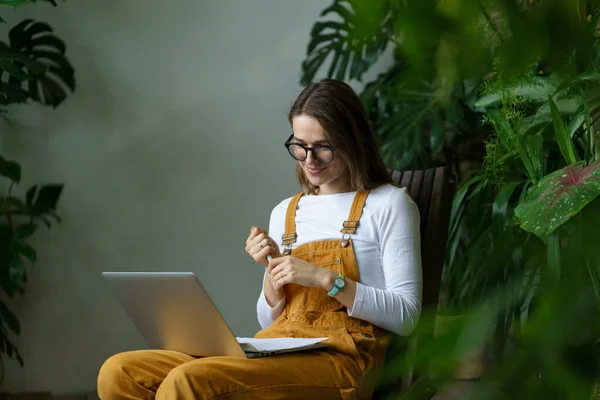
[371,166,456,400]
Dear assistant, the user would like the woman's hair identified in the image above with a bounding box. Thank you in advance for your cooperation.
[288,78,392,194]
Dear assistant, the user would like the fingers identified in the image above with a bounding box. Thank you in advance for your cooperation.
[272,268,291,291]
[246,226,284,267]
[267,254,293,275]
[267,255,288,269]
[246,227,259,245]
[269,259,292,291]
[248,226,267,241]
[273,274,286,291]
[251,245,275,264]
[246,227,278,250]
[245,232,268,253]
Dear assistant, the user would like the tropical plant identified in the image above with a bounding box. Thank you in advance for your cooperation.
[0,157,63,369]
[0,0,73,376]
[300,0,600,398]
[0,0,75,112]
[445,69,600,366]
[300,0,598,178]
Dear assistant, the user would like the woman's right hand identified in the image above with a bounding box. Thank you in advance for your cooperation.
[245,226,282,268]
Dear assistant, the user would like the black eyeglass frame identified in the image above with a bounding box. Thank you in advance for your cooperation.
[284,134,335,164]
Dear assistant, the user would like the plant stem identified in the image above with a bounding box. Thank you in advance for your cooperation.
[479,1,503,44]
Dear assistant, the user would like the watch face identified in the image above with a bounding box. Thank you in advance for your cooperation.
[335,278,345,288]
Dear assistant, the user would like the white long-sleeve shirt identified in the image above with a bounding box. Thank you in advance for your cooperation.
[256,184,423,336]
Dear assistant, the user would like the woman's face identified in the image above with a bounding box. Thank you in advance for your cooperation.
[290,115,351,195]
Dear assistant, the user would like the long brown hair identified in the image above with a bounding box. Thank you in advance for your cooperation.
[288,78,392,194]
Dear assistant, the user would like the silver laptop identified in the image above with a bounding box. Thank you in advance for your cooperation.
[102,272,328,359]
[102,272,249,358]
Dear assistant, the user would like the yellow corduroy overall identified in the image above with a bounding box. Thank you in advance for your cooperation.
[97,190,391,400]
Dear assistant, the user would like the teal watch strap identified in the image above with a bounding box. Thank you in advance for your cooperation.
[327,273,345,297]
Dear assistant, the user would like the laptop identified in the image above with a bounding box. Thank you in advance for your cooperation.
[102,272,327,358]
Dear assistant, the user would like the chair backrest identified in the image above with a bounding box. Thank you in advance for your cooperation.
[372,166,455,397]
[394,166,455,388]
[391,166,455,314]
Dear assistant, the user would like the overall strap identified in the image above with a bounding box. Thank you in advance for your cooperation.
[341,191,370,235]
[281,192,304,250]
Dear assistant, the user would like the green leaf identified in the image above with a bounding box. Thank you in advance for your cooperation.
[0,49,47,75]
[549,95,580,165]
[546,232,561,279]
[0,228,16,298]
[0,0,30,7]
[30,184,63,215]
[25,185,37,208]
[0,156,21,183]
[13,223,37,263]
[8,251,25,288]
[429,111,444,154]
[567,111,585,138]
[447,175,483,265]
[522,133,543,181]
[450,175,482,229]
[0,301,20,335]
[1,333,23,365]
[537,95,583,116]
[492,182,522,237]
[6,197,26,213]
[310,21,344,37]
[15,345,23,365]
[514,160,600,242]
[13,241,36,263]
[1,19,75,107]
[474,78,557,109]
[0,59,30,79]
[554,72,600,92]
[14,223,35,239]
[300,0,391,84]
[0,80,31,105]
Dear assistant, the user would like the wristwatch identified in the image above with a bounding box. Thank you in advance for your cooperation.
[327,273,345,297]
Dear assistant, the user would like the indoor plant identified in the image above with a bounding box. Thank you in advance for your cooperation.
[0,0,74,378]
[300,0,600,397]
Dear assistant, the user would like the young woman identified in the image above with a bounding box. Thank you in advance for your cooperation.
[97,79,422,400]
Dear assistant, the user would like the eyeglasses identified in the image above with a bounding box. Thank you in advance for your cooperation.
[284,134,335,164]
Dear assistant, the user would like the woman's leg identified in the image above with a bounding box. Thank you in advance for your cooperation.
[97,350,195,400]
[156,351,366,400]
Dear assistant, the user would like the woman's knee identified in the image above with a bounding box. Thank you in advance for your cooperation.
[157,362,212,399]
[97,351,141,399]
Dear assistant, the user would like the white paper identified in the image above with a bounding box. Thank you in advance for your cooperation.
[235,337,328,352]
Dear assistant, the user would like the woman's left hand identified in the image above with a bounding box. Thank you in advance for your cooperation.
[268,256,335,292]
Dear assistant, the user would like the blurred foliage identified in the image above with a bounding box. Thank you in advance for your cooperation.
[0,0,70,373]
[301,0,600,398]
[0,157,63,369]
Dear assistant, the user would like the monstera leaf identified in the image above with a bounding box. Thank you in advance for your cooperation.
[0,19,75,107]
[514,160,600,242]
[0,0,60,6]
[301,0,394,85]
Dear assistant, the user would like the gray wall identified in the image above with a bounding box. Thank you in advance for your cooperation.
[0,1,391,395]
